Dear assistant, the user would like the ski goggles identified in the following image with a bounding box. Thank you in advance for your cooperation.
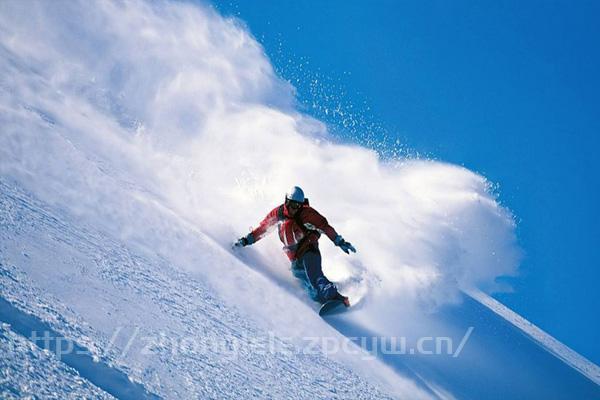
[287,200,302,210]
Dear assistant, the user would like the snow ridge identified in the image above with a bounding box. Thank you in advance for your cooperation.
[468,289,600,385]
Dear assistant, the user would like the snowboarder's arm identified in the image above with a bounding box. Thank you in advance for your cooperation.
[235,206,279,248]
[249,206,281,242]
[303,208,356,254]
[302,208,339,241]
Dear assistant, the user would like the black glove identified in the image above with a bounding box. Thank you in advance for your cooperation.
[233,233,255,248]
[334,235,356,254]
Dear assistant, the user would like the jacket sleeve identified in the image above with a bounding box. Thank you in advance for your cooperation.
[250,206,280,242]
[302,208,338,242]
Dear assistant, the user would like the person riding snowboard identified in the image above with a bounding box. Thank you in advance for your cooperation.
[234,186,356,307]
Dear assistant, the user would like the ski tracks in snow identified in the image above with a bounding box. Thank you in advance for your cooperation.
[0,179,397,399]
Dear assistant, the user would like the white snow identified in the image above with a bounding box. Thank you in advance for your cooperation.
[0,0,598,399]
[0,322,114,400]
[0,179,414,398]
[468,289,600,386]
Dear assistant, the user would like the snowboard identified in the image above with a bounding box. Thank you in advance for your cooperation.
[318,299,348,317]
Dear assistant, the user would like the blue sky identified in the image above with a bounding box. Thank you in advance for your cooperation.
[210,0,600,363]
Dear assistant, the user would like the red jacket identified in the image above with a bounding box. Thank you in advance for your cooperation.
[250,200,338,261]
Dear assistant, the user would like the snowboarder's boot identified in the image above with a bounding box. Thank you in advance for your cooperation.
[341,295,350,307]
[333,292,350,307]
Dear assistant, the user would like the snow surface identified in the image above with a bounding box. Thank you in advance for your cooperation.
[0,179,412,399]
[468,289,600,386]
[0,322,114,400]
[1,0,599,399]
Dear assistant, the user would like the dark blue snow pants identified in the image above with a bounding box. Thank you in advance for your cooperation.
[291,248,339,303]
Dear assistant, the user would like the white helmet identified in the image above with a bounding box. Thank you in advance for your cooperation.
[285,186,305,203]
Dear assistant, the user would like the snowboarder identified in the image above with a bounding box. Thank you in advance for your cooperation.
[234,186,356,307]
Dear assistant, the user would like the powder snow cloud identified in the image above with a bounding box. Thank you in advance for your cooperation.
[0,0,521,317]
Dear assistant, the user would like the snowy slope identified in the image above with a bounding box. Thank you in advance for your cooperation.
[1,1,599,399]
[2,180,600,400]
[469,289,600,386]
[0,322,114,400]
[0,179,415,399]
